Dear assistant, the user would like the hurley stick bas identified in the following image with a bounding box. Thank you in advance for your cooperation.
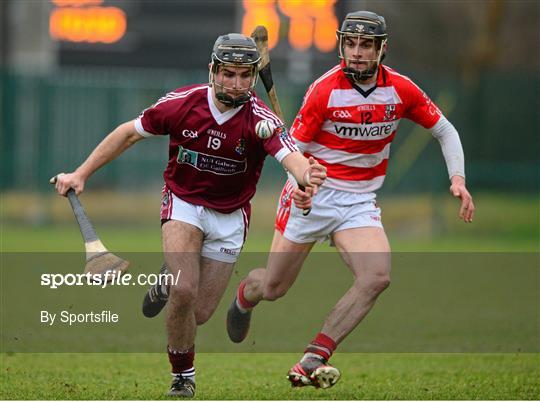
[50,175,129,281]
[250,25,311,216]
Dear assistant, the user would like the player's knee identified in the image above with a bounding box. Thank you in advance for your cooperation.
[368,274,391,295]
[353,272,390,297]
[195,308,213,325]
[169,283,197,309]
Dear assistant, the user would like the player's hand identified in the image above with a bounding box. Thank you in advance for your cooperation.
[303,157,327,195]
[51,172,85,196]
[450,175,474,223]
[292,186,313,210]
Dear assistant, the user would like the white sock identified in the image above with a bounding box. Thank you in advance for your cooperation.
[235,298,249,314]
[161,282,168,296]
[301,352,325,363]
[172,367,195,382]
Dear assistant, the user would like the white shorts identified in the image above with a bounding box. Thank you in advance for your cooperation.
[275,182,383,244]
[161,186,249,263]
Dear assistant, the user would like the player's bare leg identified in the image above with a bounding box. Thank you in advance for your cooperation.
[163,220,203,350]
[226,230,314,343]
[322,227,391,342]
[248,230,314,302]
[194,257,234,325]
[143,248,234,322]
[162,220,203,397]
[288,227,390,389]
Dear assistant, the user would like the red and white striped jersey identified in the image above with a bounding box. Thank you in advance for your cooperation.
[135,84,297,214]
[290,62,442,193]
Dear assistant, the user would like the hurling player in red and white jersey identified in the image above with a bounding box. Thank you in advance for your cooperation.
[54,33,326,397]
[227,12,475,389]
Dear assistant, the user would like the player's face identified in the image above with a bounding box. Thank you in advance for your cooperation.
[343,35,379,73]
[214,65,255,98]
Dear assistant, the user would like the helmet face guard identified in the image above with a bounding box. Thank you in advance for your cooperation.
[210,63,258,108]
[209,34,261,108]
[336,11,388,82]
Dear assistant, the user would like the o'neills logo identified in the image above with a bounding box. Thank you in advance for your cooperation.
[206,129,227,139]
[220,247,237,256]
[334,122,395,137]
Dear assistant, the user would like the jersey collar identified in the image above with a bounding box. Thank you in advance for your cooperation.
[207,86,245,126]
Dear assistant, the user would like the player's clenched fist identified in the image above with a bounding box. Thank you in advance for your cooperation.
[302,157,327,195]
[292,186,314,210]
[294,157,326,210]
[51,172,86,196]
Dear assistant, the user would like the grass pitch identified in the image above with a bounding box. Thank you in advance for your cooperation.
[1,353,539,399]
[1,193,539,399]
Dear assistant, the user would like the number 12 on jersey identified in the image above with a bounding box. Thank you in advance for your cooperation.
[360,112,372,124]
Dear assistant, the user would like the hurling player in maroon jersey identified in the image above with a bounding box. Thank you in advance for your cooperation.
[227,12,475,389]
[54,33,326,397]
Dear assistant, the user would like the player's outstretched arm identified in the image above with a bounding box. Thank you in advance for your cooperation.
[428,116,474,222]
[449,175,475,223]
[54,120,144,196]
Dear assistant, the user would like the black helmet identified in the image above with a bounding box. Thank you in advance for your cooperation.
[212,33,261,66]
[210,33,261,108]
[338,11,387,38]
[337,11,388,82]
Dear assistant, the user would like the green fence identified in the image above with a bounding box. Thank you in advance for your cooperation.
[1,67,538,193]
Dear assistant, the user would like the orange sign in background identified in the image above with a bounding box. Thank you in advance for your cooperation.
[50,0,337,49]
[242,0,338,52]
[51,0,104,6]
[49,0,127,44]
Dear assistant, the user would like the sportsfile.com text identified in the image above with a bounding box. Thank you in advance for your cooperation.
[40,270,181,289]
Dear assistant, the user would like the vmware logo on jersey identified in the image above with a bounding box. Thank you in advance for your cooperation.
[333,121,396,138]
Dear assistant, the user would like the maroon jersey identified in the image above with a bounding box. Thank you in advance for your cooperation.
[135,84,297,214]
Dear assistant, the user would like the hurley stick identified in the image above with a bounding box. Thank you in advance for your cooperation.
[50,175,129,281]
[250,26,312,216]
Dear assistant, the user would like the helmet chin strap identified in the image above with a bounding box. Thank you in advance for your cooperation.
[342,65,378,82]
[215,91,251,108]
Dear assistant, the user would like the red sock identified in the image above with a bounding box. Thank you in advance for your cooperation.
[237,280,258,310]
[304,332,337,361]
[168,345,195,374]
